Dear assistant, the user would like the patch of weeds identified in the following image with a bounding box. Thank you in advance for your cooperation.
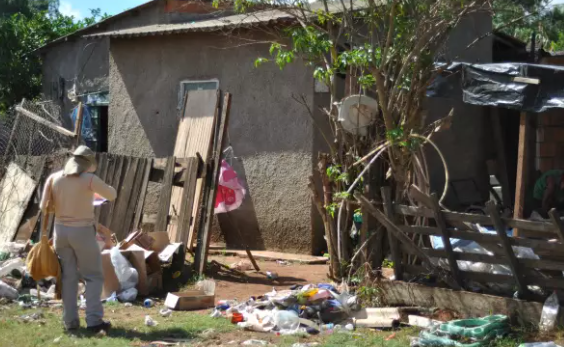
[382,258,394,268]
[357,285,383,307]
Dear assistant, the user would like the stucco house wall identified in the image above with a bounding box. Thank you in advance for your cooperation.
[424,13,494,209]
[109,32,319,253]
[39,0,231,124]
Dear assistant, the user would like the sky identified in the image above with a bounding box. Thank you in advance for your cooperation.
[58,0,147,19]
[59,0,564,19]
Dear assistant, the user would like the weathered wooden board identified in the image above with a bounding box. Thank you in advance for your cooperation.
[156,157,175,232]
[177,157,200,245]
[379,281,543,326]
[133,158,152,231]
[0,163,37,244]
[111,157,140,239]
[169,90,219,245]
[195,93,230,275]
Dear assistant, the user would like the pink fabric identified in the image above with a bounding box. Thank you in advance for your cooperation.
[215,160,246,214]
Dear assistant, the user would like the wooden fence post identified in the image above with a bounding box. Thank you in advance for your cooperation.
[486,201,531,298]
[381,187,403,280]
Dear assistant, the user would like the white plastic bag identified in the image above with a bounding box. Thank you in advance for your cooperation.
[117,287,138,302]
[540,291,560,332]
[0,280,18,300]
[274,309,299,331]
[195,279,216,295]
[110,247,138,291]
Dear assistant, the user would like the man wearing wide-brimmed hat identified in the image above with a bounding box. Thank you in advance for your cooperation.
[40,145,117,332]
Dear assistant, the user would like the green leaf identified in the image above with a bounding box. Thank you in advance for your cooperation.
[254,57,269,68]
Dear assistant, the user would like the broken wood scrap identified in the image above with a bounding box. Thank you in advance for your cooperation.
[15,105,75,137]
[355,193,460,289]
[73,102,84,148]
[0,163,37,245]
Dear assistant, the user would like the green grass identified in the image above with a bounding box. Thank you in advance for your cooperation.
[0,303,557,347]
[0,304,235,347]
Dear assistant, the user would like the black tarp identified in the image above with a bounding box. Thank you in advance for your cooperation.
[427,62,564,113]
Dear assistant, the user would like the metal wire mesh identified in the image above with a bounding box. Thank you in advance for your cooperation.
[0,99,72,180]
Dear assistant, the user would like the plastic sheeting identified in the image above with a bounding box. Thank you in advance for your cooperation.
[427,62,564,113]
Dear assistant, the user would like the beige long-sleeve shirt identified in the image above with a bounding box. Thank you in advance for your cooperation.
[40,171,117,227]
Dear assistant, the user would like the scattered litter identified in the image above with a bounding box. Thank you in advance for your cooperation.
[519,343,563,347]
[540,291,560,332]
[144,315,158,327]
[292,343,319,347]
[408,315,443,329]
[79,295,86,310]
[117,287,138,302]
[144,298,154,308]
[266,271,278,280]
[199,328,216,339]
[276,260,290,266]
[0,280,18,300]
[124,302,133,307]
[241,340,269,346]
[159,308,172,317]
[53,336,62,344]
[105,292,118,303]
[19,311,44,323]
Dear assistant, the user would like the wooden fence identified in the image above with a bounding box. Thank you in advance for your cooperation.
[356,186,564,299]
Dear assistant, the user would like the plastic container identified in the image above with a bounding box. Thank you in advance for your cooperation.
[231,312,244,324]
[540,292,560,332]
[274,310,299,331]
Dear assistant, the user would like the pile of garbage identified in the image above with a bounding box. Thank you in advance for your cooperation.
[0,241,58,306]
[210,283,360,335]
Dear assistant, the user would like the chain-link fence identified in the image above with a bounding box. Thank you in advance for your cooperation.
[0,99,72,180]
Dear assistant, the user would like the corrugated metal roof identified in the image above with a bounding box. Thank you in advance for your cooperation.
[35,0,161,52]
[84,10,294,39]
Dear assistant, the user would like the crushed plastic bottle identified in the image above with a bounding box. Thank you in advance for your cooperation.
[144,315,158,327]
[540,291,560,332]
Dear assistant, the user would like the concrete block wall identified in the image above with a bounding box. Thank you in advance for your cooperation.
[536,111,564,172]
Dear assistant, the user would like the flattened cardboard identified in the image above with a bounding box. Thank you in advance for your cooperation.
[165,290,215,311]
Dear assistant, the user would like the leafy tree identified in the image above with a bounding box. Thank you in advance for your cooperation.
[0,4,106,114]
[493,0,564,50]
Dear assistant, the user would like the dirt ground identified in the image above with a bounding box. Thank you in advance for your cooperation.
[203,255,331,301]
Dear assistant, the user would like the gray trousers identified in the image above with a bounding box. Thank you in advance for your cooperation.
[54,224,104,328]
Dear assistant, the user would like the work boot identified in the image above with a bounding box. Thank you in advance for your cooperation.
[87,320,111,333]
[64,319,80,331]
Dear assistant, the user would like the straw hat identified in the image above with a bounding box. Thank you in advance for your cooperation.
[63,145,97,175]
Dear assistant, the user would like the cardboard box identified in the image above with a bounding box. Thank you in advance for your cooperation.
[101,249,148,298]
[147,271,163,294]
[164,290,215,311]
[148,231,183,262]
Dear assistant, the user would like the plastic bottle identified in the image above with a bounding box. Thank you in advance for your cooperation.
[540,291,560,332]
[274,310,299,330]
[144,299,154,308]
